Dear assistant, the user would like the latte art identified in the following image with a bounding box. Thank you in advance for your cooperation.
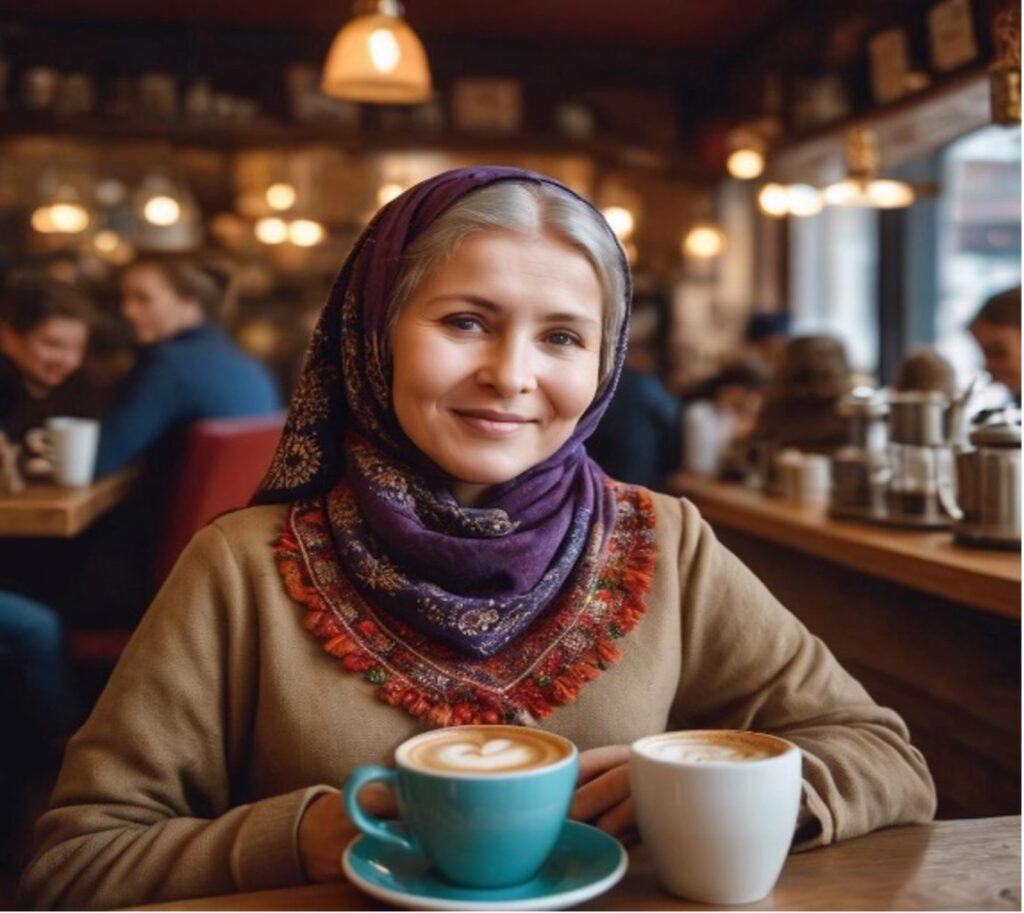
[637,730,787,764]
[400,726,572,774]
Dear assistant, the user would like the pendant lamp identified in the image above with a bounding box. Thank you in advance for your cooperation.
[321,0,433,104]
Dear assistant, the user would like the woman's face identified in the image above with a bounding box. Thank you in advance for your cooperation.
[120,265,203,345]
[391,230,604,505]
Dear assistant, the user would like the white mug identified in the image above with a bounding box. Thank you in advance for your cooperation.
[630,730,802,905]
[44,417,100,487]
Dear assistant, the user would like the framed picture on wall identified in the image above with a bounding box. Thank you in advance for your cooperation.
[868,28,912,104]
[928,0,978,72]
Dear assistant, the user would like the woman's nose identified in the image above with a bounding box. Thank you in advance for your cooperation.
[476,336,538,396]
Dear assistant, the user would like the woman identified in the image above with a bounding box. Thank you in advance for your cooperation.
[20,168,935,909]
[94,256,280,476]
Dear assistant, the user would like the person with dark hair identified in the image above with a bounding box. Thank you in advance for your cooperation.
[744,311,791,369]
[0,279,97,443]
[94,256,280,476]
[891,348,958,399]
[682,359,769,476]
[969,286,1020,404]
[752,334,852,454]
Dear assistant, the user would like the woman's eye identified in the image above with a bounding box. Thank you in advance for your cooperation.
[546,330,581,347]
[444,315,485,332]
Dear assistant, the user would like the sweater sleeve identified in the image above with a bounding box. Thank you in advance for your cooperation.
[17,525,332,910]
[94,352,183,476]
[670,499,937,850]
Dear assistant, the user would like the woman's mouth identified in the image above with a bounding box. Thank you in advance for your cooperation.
[452,410,535,436]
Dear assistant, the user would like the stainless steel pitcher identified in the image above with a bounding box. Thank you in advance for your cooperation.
[954,413,1021,550]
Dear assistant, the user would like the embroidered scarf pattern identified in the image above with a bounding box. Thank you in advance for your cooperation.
[276,479,657,726]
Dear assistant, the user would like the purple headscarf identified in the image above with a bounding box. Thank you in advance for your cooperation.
[256,166,631,657]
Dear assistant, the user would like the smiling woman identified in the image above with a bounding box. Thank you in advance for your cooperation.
[19,168,936,910]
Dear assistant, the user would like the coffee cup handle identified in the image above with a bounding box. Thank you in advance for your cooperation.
[343,765,417,854]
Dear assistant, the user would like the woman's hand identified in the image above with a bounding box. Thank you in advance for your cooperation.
[297,782,398,883]
[569,744,637,844]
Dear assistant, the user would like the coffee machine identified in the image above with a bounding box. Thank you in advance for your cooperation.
[954,411,1021,549]
[884,391,959,528]
[829,388,890,520]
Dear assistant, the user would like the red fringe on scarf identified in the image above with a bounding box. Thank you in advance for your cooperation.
[275,484,657,726]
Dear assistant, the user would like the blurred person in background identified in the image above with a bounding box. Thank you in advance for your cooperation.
[94,257,280,476]
[753,335,852,456]
[744,311,791,371]
[0,280,97,446]
[587,300,681,490]
[681,358,769,478]
[891,349,958,399]
[968,286,1020,407]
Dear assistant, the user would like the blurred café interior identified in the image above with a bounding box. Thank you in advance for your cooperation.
[0,0,1020,902]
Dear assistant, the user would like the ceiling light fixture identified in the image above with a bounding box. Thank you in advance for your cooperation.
[321,0,433,104]
[823,127,916,209]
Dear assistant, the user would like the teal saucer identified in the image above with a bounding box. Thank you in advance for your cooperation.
[342,820,628,911]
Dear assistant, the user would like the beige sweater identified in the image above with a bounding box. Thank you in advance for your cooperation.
[19,493,936,909]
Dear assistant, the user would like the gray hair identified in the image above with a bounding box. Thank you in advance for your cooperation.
[386,180,628,387]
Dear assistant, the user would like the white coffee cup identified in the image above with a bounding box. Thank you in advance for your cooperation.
[630,729,802,905]
[799,454,832,504]
[44,417,100,487]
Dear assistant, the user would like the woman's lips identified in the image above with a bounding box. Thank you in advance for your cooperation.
[452,410,535,436]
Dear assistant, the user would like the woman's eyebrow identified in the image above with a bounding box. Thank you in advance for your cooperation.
[426,294,599,326]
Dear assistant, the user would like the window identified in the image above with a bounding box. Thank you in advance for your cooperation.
[933,124,1021,389]
[789,205,879,375]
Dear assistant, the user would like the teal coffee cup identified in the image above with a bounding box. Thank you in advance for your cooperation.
[344,724,579,888]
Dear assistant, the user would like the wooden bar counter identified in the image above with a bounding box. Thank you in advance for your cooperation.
[136,817,1020,911]
[670,474,1021,819]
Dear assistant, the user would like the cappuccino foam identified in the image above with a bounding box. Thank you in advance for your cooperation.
[637,731,787,764]
[400,726,571,774]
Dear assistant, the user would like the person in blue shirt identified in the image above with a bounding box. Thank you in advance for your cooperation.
[94,256,280,476]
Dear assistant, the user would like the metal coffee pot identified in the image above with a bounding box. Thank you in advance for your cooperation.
[954,411,1021,549]
[829,387,890,520]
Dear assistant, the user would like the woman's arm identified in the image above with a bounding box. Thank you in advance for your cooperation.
[671,499,937,849]
[93,352,183,476]
[17,525,330,910]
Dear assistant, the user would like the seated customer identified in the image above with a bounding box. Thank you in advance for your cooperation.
[968,286,1020,407]
[20,168,934,910]
[891,348,957,398]
[753,334,852,455]
[0,280,97,445]
[94,256,280,476]
[681,358,768,477]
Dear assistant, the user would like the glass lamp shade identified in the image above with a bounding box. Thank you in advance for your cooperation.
[824,178,915,208]
[321,13,432,104]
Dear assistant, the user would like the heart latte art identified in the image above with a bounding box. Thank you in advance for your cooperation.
[400,726,572,774]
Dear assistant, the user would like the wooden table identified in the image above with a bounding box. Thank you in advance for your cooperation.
[668,474,1020,619]
[0,467,139,537]
[135,816,1020,911]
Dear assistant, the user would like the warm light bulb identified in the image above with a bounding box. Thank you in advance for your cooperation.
[866,179,915,208]
[369,28,401,73]
[824,179,864,206]
[757,183,789,217]
[143,195,181,226]
[255,217,288,245]
[727,148,765,180]
[49,203,89,233]
[266,182,297,211]
[289,219,325,247]
[31,206,56,234]
[602,206,635,241]
[683,223,727,259]
[93,230,121,253]
[785,184,824,217]
[377,183,404,207]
